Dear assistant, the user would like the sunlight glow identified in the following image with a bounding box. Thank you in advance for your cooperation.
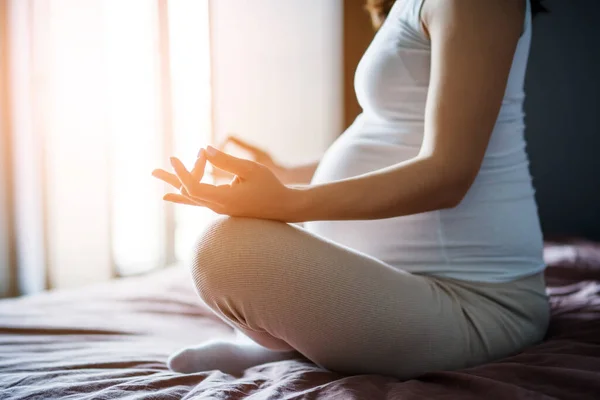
[104,0,163,274]
[26,0,214,282]
[166,0,215,262]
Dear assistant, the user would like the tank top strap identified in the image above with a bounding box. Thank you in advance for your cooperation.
[409,0,428,39]
[387,0,430,47]
[405,0,426,30]
[397,0,532,44]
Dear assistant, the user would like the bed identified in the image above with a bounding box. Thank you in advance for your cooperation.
[1,239,599,400]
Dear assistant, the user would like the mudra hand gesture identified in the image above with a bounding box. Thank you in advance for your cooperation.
[151,145,301,222]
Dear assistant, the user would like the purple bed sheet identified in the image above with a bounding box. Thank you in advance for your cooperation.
[1,240,599,399]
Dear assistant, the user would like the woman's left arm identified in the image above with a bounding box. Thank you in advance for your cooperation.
[156,0,525,223]
[293,0,526,221]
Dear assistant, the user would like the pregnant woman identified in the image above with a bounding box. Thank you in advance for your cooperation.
[152,0,550,379]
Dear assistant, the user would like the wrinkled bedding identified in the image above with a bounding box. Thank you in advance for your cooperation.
[1,240,599,399]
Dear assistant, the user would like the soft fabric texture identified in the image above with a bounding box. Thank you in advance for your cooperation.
[184,216,549,379]
[1,239,599,399]
[306,0,544,283]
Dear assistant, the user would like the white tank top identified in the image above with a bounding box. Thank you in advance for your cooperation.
[305,0,545,283]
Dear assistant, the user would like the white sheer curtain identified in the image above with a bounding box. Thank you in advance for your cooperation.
[5,0,344,295]
[6,0,213,293]
[0,0,16,297]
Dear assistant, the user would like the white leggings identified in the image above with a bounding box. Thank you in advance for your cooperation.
[189,216,550,379]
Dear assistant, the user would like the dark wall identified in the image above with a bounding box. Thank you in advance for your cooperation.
[343,0,374,129]
[525,0,600,240]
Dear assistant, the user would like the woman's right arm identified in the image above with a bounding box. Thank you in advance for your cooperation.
[215,136,319,185]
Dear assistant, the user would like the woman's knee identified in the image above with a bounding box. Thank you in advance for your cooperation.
[189,216,289,305]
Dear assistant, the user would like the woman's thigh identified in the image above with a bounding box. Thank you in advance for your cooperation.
[190,216,544,379]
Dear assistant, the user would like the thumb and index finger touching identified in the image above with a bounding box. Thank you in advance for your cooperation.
[152,135,257,189]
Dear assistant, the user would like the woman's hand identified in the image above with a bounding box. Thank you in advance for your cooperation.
[152,146,303,222]
[211,136,288,183]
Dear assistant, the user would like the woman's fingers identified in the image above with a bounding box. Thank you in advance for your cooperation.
[162,193,197,205]
[154,151,206,192]
[170,156,200,195]
[163,193,215,209]
[170,156,225,202]
[151,169,182,190]
[151,168,192,196]
[191,149,207,181]
[205,146,256,178]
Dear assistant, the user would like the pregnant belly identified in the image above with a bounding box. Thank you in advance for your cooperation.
[304,122,544,281]
[310,131,420,183]
[305,127,443,266]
